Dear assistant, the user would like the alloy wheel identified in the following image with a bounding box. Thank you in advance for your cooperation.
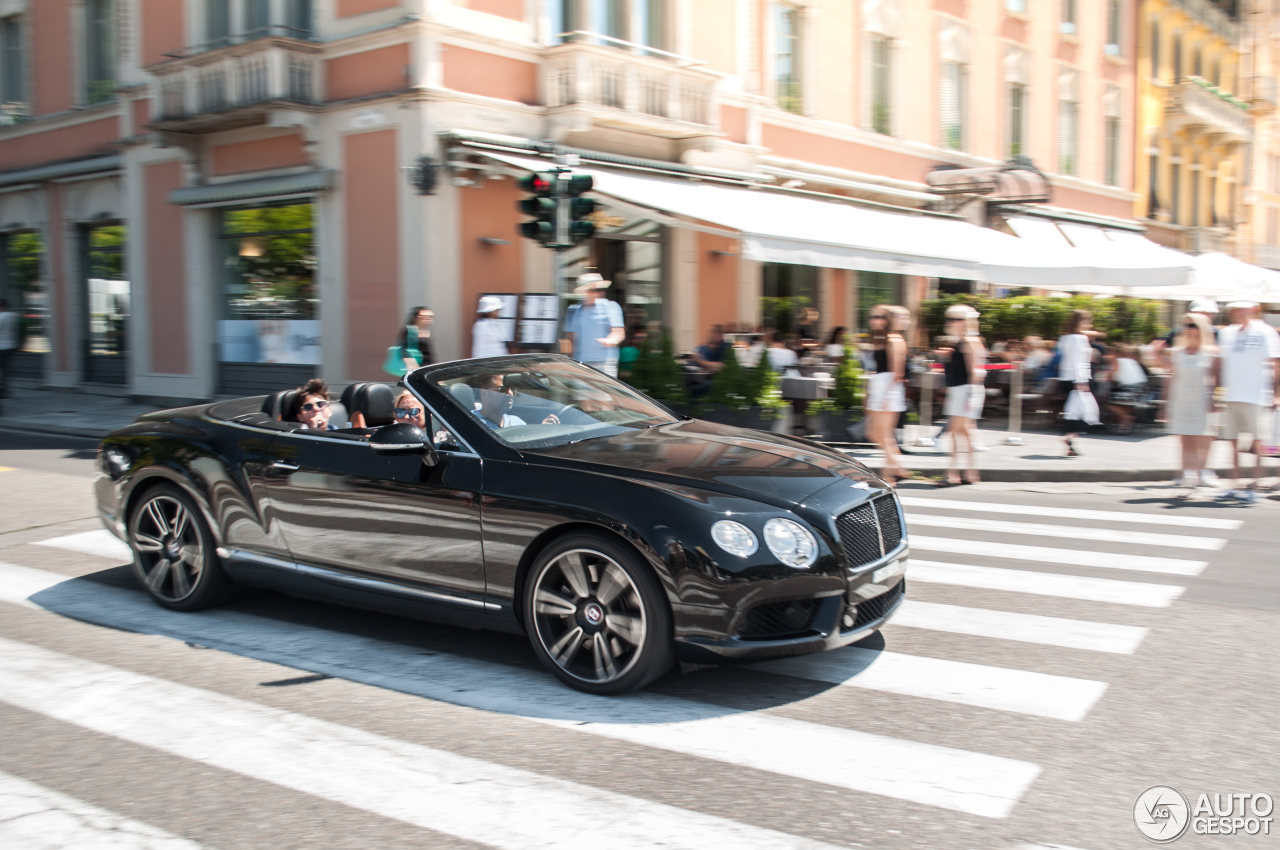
[130,494,204,603]
[530,548,648,685]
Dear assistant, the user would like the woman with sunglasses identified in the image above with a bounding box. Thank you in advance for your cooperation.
[288,378,338,430]
[392,390,427,428]
[866,305,910,486]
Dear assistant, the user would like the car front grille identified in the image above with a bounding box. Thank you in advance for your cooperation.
[736,599,821,640]
[848,579,906,632]
[835,494,904,569]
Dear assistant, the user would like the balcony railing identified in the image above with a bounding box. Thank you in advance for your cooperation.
[544,34,718,134]
[1164,78,1252,143]
[0,101,30,127]
[1167,0,1240,43]
[149,35,321,127]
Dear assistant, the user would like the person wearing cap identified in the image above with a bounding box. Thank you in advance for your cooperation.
[473,295,509,359]
[562,273,625,376]
[1213,300,1280,503]
[1155,299,1219,352]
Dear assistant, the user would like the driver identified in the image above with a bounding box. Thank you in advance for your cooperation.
[472,374,560,430]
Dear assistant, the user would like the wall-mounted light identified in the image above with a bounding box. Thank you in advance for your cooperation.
[239,237,264,257]
[480,237,510,246]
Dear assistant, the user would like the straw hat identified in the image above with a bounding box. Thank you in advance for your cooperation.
[574,273,611,294]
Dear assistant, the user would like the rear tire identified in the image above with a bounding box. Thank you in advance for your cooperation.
[524,532,674,695]
[128,484,234,611]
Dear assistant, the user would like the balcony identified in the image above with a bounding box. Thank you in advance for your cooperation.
[147,34,322,133]
[543,35,720,141]
[1164,78,1252,145]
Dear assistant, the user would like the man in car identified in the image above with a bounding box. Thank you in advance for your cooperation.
[472,374,560,430]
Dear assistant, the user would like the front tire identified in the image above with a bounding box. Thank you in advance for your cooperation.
[128,484,233,611]
[524,532,673,695]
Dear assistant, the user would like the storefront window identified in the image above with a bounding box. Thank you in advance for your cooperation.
[85,225,128,382]
[218,202,318,366]
[557,206,666,341]
[761,262,818,338]
[1,232,46,354]
[857,271,901,331]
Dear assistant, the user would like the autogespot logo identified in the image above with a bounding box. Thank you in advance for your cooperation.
[1135,785,1191,843]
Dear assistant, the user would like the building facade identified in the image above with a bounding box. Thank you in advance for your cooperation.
[0,0,1145,400]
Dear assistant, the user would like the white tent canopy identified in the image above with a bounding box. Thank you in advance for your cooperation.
[483,153,1191,288]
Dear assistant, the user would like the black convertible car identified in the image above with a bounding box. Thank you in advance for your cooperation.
[95,355,907,694]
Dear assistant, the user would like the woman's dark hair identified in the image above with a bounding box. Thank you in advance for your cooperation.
[827,326,846,345]
[288,378,330,421]
[405,306,430,325]
[1063,309,1092,336]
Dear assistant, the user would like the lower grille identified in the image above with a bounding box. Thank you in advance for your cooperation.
[835,494,903,569]
[848,579,906,632]
[736,599,821,640]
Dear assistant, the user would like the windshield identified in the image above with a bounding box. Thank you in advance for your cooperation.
[430,357,679,449]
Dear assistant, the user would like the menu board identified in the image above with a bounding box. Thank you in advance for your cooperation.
[518,294,561,347]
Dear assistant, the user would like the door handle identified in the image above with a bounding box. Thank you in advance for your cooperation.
[271,461,300,472]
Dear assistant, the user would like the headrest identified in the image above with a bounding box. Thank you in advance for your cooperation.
[327,401,348,429]
[339,382,365,412]
[449,384,476,409]
[261,389,300,421]
[354,383,396,427]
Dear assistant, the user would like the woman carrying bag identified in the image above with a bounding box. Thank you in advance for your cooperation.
[1058,309,1099,457]
[383,306,434,377]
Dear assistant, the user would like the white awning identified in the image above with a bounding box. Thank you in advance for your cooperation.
[1001,217,1192,289]
[480,152,1189,286]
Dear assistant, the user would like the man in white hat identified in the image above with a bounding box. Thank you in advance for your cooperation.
[1214,300,1280,502]
[562,273,625,376]
[472,295,509,359]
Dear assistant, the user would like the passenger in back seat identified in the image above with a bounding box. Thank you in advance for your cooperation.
[287,378,338,430]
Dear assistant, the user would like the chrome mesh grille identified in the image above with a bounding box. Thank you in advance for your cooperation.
[873,495,903,553]
[835,494,903,569]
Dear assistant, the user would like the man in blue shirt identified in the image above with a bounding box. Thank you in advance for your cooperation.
[563,273,625,376]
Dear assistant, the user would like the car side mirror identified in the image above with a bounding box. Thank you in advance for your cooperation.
[369,423,437,466]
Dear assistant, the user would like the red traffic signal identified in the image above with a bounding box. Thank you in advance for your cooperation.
[517,172,556,194]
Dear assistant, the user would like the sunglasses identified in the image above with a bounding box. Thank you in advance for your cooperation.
[394,407,422,419]
[869,315,888,320]
[483,385,514,394]
[299,400,329,412]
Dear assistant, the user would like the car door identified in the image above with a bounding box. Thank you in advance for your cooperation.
[214,421,292,561]
[262,423,486,605]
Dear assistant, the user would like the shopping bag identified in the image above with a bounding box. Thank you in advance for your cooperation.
[383,346,411,377]
[1064,389,1100,426]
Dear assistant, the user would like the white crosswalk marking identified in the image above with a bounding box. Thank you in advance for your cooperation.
[906,514,1226,551]
[0,637,849,850]
[0,771,206,850]
[35,529,131,562]
[891,599,1149,654]
[749,647,1107,721]
[0,562,1042,818]
[906,559,1186,607]
[910,535,1208,576]
[897,496,1243,529]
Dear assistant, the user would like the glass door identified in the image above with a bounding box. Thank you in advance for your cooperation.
[0,232,47,380]
[83,223,128,384]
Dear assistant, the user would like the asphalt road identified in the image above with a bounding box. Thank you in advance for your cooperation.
[0,432,1277,850]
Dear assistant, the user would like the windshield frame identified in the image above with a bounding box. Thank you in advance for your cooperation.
[409,354,683,453]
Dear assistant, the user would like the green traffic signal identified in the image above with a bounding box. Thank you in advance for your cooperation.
[566,174,594,195]
[520,220,554,241]
[519,197,558,216]
[569,220,596,242]
[568,197,597,217]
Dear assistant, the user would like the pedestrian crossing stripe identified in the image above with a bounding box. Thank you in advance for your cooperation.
[907,559,1185,607]
[906,514,1226,551]
[0,561,1041,817]
[910,535,1208,576]
[35,529,131,562]
[0,770,207,850]
[898,496,1244,530]
[0,638,850,850]
[892,599,1149,654]
[0,466,12,473]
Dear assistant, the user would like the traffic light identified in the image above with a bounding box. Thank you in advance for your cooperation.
[565,173,597,245]
[517,172,558,245]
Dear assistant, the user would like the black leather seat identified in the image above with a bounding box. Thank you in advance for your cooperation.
[449,384,476,410]
[351,383,396,428]
[261,389,299,422]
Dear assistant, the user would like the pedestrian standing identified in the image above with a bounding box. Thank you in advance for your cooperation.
[1214,301,1280,503]
[562,273,624,376]
[1165,312,1219,495]
[401,306,434,371]
[941,305,986,485]
[1058,309,1099,457]
[472,296,509,359]
[0,299,17,402]
[866,305,910,486]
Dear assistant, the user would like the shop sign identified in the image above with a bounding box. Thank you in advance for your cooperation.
[218,319,321,365]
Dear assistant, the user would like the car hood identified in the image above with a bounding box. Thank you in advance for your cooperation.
[525,419,882,508]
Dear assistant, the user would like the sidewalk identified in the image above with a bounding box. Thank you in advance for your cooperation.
[1,386,1273,483]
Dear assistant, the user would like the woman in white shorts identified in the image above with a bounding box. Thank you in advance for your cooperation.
[866,305,910,485]
[940,305,986,485]
[1164,313,1218,492]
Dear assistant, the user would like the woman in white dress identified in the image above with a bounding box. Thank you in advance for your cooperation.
[866,305,910,485]
[1165,312,1219,491]
[472,296,509,359]
[1057,309,1097,457]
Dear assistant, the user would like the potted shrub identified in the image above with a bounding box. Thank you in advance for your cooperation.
[630,330,687,414]
[698,348,788,432]
[809,346,863,442]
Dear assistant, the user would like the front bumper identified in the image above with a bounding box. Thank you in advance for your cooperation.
[672,553,908,664]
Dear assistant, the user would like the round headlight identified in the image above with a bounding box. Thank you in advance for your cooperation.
[711,520,758,557]
[763,518,818,568]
